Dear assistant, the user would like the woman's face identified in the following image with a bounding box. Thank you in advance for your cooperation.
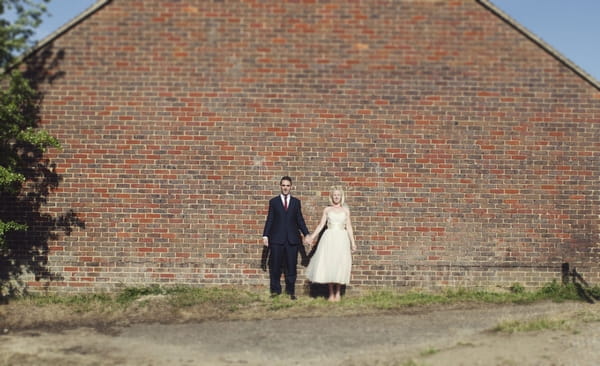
[332,190,342,205]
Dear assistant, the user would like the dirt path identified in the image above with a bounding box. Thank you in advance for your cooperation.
[2,301,599,365]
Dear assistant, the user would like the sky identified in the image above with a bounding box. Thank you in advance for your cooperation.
[490,0,600,82]
[20,0,600,82]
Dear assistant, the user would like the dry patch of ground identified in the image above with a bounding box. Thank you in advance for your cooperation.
[2,293,600,366]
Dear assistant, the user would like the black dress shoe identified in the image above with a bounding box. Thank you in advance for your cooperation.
[270,293,280,298]
[289,295,297,300]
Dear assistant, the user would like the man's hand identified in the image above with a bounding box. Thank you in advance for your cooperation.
[263,237,269,247]
[303,235,313,247]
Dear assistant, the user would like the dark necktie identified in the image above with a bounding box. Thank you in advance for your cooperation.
[284,195,288,211]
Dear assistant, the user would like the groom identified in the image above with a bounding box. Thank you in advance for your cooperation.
[262,176,310,299]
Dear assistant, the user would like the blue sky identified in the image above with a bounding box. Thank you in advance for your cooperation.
[491,0,599,82]
[24,0,600,82]
[34,0,96,39]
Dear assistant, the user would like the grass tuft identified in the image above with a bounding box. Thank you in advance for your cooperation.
[493,318,570,333]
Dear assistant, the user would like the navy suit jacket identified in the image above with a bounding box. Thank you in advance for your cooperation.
[263,195,309,246]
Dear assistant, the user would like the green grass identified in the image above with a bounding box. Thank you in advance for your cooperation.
[492,305,600,334]
[419,347,439,356]
[338,280,587,311]
[18,292,112,307]
[8,280,597,317]
[114,284,260,307]
[14,292,115,313]
[493,317,570,333]
[13,285,263,314]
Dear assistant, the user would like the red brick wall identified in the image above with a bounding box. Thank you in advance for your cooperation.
[21,0,600,292]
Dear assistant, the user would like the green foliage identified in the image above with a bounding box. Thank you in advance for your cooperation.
[0,71,59,153]
[0,219,26,246]
[0,165,25,189]
[588,285,600,299]
[18,126,59,149]
[509,282,525,294]
[0,1,59,250]
[539,280,581,301]
[0,71,38,196]
[0,0,49,66]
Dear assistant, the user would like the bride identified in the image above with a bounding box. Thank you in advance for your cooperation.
[305,186,357,302]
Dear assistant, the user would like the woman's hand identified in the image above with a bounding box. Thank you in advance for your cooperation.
[303,234,313,247]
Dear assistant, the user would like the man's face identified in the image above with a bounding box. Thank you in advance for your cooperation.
[280,179,292,196]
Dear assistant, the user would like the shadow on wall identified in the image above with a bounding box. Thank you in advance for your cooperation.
[0,44,84,301]
[562,262,600,304]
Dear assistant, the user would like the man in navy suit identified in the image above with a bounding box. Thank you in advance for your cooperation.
[262,176,310,299]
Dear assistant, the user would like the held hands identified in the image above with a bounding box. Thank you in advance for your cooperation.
[303,234,314,248]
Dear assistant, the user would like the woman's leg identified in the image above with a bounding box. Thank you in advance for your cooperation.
[334,284,341,301]
[328,283,335,301]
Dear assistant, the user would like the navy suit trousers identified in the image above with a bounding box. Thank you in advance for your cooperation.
[269,242,299,295]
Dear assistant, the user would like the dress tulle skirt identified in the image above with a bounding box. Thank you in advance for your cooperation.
[305,228,352,285]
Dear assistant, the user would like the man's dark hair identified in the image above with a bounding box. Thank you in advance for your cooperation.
[280,176,293,184]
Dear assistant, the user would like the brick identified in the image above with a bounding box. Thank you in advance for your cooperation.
[10,0,599,293]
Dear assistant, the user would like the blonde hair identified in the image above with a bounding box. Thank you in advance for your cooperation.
[328,186,345,206]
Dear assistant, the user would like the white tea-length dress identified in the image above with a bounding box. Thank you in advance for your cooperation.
[305,209,352,285]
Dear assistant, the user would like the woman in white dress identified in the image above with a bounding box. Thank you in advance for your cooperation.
[305,186,356,302]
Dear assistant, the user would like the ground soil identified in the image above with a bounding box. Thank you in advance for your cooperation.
[1,296,600,365]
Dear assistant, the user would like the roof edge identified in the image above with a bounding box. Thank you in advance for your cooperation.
[6,0,112,71]
[477,0,600,91]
